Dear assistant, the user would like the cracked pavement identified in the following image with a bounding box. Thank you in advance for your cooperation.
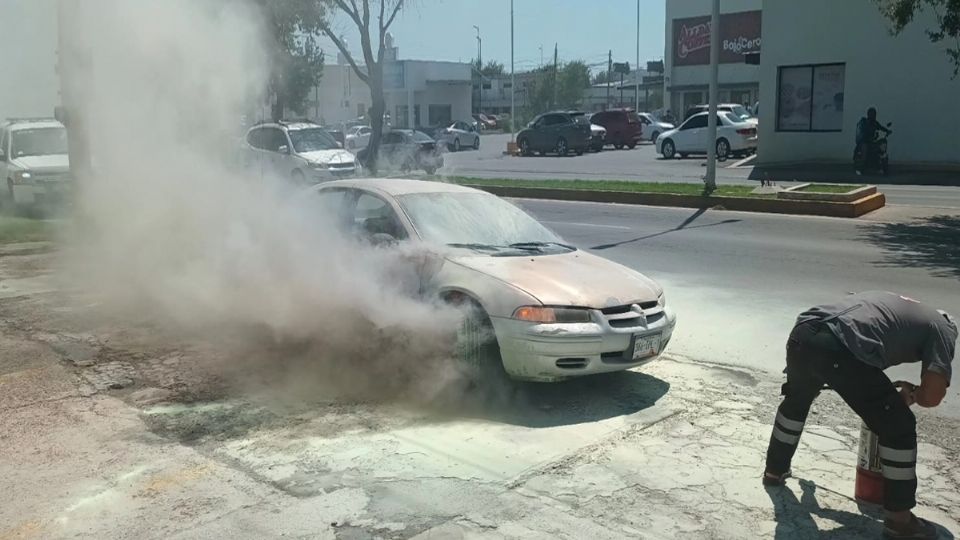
[1,247,958,540]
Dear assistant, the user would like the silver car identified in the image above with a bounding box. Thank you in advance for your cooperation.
[433,121,481,152]
[310,178,676,382]
[244,121,359,183]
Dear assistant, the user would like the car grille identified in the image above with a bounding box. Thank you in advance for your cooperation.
[600,302,663,329]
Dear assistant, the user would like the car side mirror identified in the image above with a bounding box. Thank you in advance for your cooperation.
[278,145,290,154]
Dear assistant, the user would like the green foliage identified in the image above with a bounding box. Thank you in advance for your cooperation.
[473,59,505,77]
[524,60,592,116]
[592,70,614,85]
[876,0,960,76]
[257,0,328,117]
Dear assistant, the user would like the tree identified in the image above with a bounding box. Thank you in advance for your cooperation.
[557,60,590,108]
[592,70,614,85]
[318,0,404,173]
[876,0,960,76]
[256,0,327,120]
[524,60,591,116]
[481,60,505,77]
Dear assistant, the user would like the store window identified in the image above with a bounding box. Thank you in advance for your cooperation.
[776,63,845,132]
[428,105,452,126]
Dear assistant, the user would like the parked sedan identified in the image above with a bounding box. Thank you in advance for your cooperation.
[432,120,481,152]
[638,113,675,143]
[656,111,758,160]
[356,129,443,174]
[344,125,372,151]
[310,178,676,382]
[516,111,591,157]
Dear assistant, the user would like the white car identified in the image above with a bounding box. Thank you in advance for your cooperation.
[245,121,359,183]
[310,178,676,383]
[433,121,480,152]
[344,125,372,151]
[638,113,675,143]
[656,112,758,160]
[589,123,607,152]
[0,118,71,207]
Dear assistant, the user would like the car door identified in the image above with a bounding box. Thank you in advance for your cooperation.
[539,114,565,150]
[675,114,707,152]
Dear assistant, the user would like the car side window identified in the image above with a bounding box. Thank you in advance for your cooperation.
[384,132,403,144]
[353,193,407,240]
[314,188,353,230]
[267,128,288,152]
[682,115,707,130]
[246,128,265,149]
[543,114,562,126]
[0,129,7,161]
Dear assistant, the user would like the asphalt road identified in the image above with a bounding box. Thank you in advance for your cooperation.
[517,198,960,419]
[440,133,960,209]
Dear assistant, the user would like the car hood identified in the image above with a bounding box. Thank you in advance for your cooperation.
[654,121,675,130]
[299,149,355,165]
[449,250,661,308]
[9,154,70,172]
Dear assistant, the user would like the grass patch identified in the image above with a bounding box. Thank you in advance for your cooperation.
[794,183,863,193]
[0,215,56,244]
[444,177,776,198]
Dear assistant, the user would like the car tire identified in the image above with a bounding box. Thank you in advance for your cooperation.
[627,141,637,150]
[575,148,584,156]
[555,137,568,156]
[453,138,461,152]
[519,137,532,156]
[291,169,306,184]
[651,131,660,143]
[456,299,511,388]
[473,136,480,150]
[614,143,625,150]
[661,139,676,159]
[716,138,730,161]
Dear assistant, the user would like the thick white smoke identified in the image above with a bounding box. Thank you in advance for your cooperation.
[60,0,466,401]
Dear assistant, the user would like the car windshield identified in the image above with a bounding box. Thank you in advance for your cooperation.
[729,105,753,120]
[288,128,339,152]
[397,192,571,254]
[10,127,68,157]
[411,131,434,143]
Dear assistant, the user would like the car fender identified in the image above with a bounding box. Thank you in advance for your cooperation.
[435,257,541,318]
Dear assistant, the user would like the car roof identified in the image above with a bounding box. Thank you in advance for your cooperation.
[2,118,64,131]
[317,178,482,197]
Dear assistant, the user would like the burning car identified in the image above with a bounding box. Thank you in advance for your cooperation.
[309,178,676,382]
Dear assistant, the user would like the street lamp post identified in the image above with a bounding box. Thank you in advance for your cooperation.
[635,0,641,113]
[510,0,515,142]
[473,25,482,115]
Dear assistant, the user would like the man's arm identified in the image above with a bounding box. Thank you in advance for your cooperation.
[916,370,948,407]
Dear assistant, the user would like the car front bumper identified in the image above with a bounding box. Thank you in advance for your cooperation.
[490,306,676,382]
[10,179,72,205]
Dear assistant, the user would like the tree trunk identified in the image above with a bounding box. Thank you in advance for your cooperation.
[271,93,285,122]
[365,70,385,175]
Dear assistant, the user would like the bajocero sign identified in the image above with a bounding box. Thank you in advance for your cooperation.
[673,10,761,66]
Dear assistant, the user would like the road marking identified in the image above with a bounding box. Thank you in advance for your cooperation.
[542,221,632,230]
[728,154,757,168]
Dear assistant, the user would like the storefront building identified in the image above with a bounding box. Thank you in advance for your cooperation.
[663,0,761,118]
[758,0,960,166]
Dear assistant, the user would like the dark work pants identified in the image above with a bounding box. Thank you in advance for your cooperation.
[764,322,918,512]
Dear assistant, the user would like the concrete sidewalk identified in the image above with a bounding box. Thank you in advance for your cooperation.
[3,350,957,539]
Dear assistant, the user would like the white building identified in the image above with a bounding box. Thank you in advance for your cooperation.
[0,0,60,121]
[757,0,960,167]
[663,0,761,117]
[307,40,472,130]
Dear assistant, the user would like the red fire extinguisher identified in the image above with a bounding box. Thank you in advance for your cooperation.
[855,422,884,505]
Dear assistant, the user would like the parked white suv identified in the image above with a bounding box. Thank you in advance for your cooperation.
[244,121,359,183]
[0,118,71,207]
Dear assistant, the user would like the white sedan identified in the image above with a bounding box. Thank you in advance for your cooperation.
[344,125,372,151]
[656,111,758,160]
[638,112,675,143]
[310,178,676,382]
[433,121,481,152]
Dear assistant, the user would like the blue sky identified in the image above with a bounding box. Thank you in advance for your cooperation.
[322,0,666,74]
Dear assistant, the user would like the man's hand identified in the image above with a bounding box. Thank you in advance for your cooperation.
[916,370,949,408]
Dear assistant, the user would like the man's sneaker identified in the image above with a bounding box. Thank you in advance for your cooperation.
[883,515,938,540]
[762,470,791,487]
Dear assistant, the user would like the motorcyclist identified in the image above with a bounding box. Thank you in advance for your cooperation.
[855,107,892,174]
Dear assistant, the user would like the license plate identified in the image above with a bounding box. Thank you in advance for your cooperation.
[633,333,661,361]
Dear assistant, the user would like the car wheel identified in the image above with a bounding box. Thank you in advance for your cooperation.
[716,138,730,161]
[456,299,510,387]
[555,137,568,156]
[473,136,480,150]
[651,131,660,143]
[627,141,637,150]
[519,137,532,156]
[614,143,625,150]
[453,138,461,152]
[291,169,306,184]
[661,139,676,159]
[575,148,584,156]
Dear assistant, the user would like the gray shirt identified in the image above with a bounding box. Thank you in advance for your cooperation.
[797,291,957,384]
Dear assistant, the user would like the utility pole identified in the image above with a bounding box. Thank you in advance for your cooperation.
[705,0,720,192]
[553,43,558,109]
[635,0,641,112]
[510,0,515,142]
[473,25,481,115]
[607,50,612,110]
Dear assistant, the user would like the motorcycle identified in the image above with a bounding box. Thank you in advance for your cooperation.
[854,122,892,176]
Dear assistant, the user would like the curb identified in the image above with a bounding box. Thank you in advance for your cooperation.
[463,185,887,218]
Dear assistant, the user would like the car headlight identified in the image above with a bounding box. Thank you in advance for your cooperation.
[657,292,666,308]
[513,306,592,323]
[12,171,32,183]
